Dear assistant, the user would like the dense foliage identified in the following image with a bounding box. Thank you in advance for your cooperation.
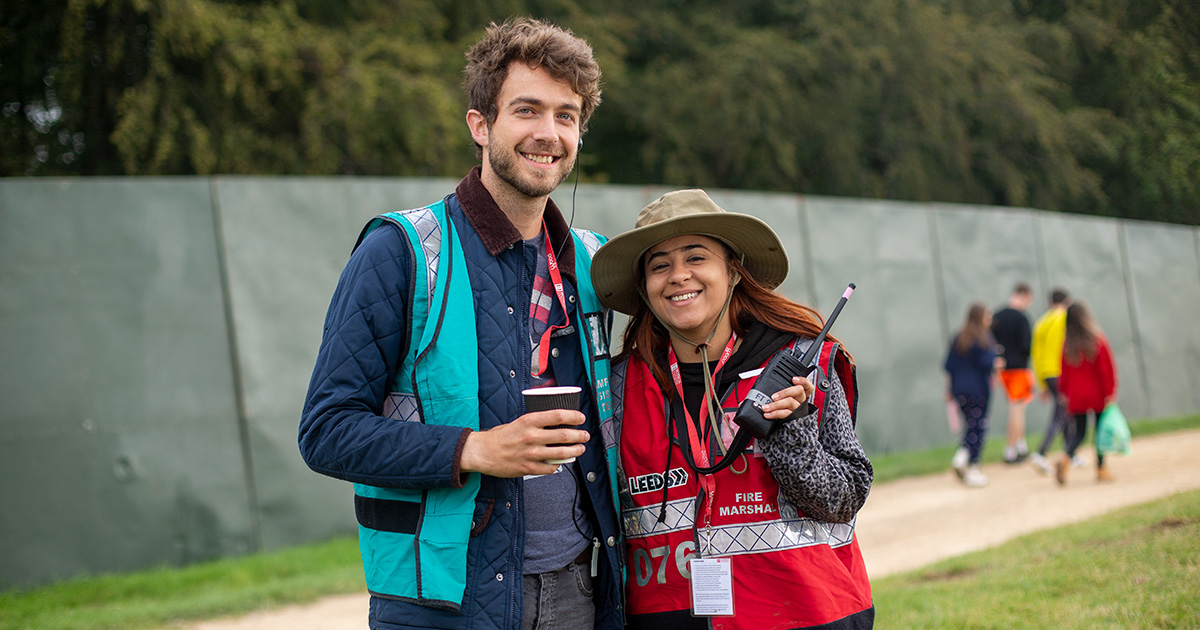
[3,0,1197,224]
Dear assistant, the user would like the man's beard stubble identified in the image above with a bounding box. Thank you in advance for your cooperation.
[488,141,575,199]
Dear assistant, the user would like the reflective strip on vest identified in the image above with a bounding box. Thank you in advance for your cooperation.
[698,515,858,558]
[398,206,443,304]
[572,227,604,258]
[600,359,624,453]
[623,497,697,539]
[381,391,419,422]
[623,498,856,551]
[363,206,444,421]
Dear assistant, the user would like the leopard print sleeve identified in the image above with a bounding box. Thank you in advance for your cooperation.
[757,366,873,523]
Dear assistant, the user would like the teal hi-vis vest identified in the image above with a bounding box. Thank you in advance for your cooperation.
[352,200,614,609]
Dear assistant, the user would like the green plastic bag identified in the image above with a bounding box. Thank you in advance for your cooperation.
[1097,403,1132,456]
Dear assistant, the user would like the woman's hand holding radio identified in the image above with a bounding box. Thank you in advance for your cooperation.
[761,376,816,420]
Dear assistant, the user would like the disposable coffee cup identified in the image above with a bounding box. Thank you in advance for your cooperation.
[523,386,582,464]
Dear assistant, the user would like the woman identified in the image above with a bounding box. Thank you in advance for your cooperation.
[943,303,999,488]
[591,190,874,630]
[1056,300,1118,484]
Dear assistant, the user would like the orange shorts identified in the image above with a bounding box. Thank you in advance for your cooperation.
[999,369,1035,402]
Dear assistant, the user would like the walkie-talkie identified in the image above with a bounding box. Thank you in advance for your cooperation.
[732,283,856,439]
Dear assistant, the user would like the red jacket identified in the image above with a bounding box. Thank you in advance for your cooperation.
[1059,336,1117,415]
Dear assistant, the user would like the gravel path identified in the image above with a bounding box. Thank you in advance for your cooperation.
[173,429,1200,630]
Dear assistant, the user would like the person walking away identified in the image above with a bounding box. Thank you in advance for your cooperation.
[1029,288,1070,475]
[991,283,1035,463]
[299,19,624,630]
[1056,300,1118,485]
[591,189,875,629]
[945,303,999,487]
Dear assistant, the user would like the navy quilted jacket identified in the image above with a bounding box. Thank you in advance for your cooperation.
[299,169,623,630]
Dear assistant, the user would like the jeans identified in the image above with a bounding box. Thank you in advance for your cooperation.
[522,560,594,630]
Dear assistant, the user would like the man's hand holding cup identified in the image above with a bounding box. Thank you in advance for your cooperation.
[460,386,587,477]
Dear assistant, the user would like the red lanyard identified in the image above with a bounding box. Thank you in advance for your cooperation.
[667,332,738,529]
[533,220,570,378]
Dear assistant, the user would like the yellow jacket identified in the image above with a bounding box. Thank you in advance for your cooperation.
[1031,306,1067,387]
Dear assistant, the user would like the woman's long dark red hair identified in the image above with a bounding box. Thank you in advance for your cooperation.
[615,247,848,396]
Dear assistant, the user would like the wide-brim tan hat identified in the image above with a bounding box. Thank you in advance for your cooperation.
[591,189,788,314]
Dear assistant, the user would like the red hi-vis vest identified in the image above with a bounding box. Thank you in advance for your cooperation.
[614,340,872,630]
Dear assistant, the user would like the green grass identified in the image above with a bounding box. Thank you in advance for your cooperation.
[2,416,1197,630]
[0,538,364,630]
[872,488,1200,629]
[869,413,1200,484]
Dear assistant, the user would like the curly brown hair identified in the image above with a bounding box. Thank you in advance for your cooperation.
[463,17,602,152]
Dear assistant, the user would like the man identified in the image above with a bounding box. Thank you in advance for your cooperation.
[991,282,1034,463]
[299,19,622,630]
[1029,288,1070,475]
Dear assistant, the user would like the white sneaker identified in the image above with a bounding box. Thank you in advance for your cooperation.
[1071,455,1088,468]
[1004,442,1030,464]
[962,466,989,487]
[1030,453,1053,476]
[952,447,969,479]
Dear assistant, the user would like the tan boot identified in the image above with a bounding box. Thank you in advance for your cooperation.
[1097,465,1115,483]
[1055,455,1069,486]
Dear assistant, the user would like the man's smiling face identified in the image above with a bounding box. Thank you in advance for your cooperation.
[480,62,583,200]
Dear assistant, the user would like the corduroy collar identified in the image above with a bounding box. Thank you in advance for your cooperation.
[455,166,577,285]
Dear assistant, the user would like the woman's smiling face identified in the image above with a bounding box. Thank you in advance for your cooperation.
[642,234,736,344]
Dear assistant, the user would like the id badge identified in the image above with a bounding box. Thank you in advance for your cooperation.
[689,557,735,617]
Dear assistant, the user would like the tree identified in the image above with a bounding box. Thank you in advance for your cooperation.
[1062,0,1200,224]
[591,0,1110,214]
[3,0,1196,225]
[980,0,1200,223]
[1,0,142,175]
[3,0,476,176]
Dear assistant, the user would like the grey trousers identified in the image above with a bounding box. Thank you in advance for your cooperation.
[1037,377,1069,454]
[521,561,595,630]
